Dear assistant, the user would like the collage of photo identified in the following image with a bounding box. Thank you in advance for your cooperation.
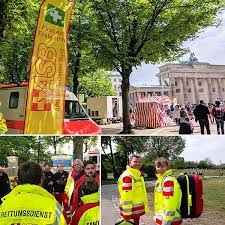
[1,0,225,225]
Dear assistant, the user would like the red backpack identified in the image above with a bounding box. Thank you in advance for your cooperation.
[177,174,203,218]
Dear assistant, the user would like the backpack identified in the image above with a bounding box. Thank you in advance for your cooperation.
[180,110,186,118]
[215,107,224,120]
[177,174,203,219]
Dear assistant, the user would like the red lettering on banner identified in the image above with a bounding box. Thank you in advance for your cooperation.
[30,43,57,112]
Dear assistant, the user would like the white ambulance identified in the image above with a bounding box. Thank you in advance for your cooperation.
[0,83,101,134]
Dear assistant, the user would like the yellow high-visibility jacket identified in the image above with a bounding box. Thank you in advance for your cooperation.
[0,113,7,134]
[154,169,182,225]
[118,165,150,220]
[0,184,67,225]
[71,192,100,225]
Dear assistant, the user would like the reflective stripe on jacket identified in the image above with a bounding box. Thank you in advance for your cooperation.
[118,165,150,220]
[0,184,66,225]
[71,192,100,225]
[154,169,182,225]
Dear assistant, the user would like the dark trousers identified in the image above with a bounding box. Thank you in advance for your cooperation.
[199,119,210,134]
[216,119,224,134]
[133,217,140,225]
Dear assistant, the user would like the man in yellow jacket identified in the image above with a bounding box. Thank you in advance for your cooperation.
[154,157,182,225]
[118,153,150,225]
[0,161,67,225]
[71,177,100,225]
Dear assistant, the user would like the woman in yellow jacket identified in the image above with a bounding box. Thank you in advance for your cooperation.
[154,157,182,225]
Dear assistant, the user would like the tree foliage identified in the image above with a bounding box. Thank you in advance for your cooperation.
[78,69,115,98]
[101,136,186,179]
[0,0,39,84]
[0,136,50,164]
[83,0,225,133]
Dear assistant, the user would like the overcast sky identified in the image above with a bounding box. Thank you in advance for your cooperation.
[130,11,225,86]
[180,136,225,165]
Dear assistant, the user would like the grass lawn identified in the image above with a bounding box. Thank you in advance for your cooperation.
[203,177,225,214]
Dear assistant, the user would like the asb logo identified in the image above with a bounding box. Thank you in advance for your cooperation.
[45,4,65,27]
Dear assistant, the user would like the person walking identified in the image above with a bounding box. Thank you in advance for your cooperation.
[71,177,100,225]
[0,161,66,225]
[0,160,11,204]
[173,105,180,125]
[193,100,211,134]
[118,153,150,225]
[154,157,182,225]
[211,100,225,134]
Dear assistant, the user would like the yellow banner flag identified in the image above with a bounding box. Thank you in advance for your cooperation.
[24,0,74,134]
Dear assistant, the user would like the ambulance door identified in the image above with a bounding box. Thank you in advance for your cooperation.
[1,87,27,134]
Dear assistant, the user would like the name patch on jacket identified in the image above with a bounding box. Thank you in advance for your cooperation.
[1,210,52,218]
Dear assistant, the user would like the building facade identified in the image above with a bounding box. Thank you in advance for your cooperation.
[156,62,225,105]
[129,85,170,108]
[109,72,122,96]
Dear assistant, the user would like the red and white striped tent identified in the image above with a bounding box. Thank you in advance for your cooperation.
[135,95,172,128]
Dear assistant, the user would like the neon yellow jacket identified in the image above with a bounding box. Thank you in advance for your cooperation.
[0,113,7,134]
[118,165,150,220]
[154,169,182,225]
[71,192,100,225]
[0,184,67,225]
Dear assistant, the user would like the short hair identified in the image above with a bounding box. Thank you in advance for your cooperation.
[155,157,171,168]
[81,177,99,195]
[215,100,220,107]
[57,163,63,167]
[84,160,96,168]
[128,153,141,162]
[18,161,43,185]
[74,159,84,167]
[200,100,204,104]
[44,161,52,167]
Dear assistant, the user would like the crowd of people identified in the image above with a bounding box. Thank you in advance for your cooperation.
[0,159,100,225]
[168,99,225,135]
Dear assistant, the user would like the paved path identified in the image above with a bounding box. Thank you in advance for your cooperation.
[101,121,219,135]
[101,182,156,225]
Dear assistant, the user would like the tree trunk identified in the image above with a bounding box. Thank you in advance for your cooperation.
[52,136,57,155]
[109,137,118,178]
[73,136,83,160]
[120,67,132,134]
[72,51,81,95]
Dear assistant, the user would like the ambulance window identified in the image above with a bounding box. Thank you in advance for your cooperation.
[64,100,88,119]
[9,92,19,109]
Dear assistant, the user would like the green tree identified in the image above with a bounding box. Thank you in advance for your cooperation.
[0,0,39,84]
[85,0,225,133]
[78,69,115,98]
[0,136,50,164]
[145,136,185,161]
[101,136,118,178]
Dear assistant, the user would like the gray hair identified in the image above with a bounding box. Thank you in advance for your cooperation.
[128,153,141,162]
[73,159,84,167]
